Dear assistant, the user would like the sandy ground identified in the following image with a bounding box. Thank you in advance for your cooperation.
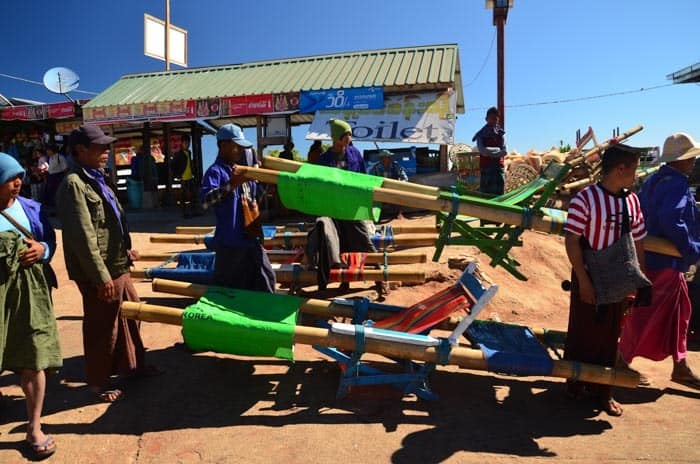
[1,208,699,463]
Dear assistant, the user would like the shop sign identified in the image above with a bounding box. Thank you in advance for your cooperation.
[55,120,83,134]
[300,86,384,113]
[1,101,76,121]
[84,99,199,124]
[221,94,273,116]
[306,90,456,144]
[272,93,300,113]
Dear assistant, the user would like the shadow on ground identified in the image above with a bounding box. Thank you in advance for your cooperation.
[2,343,670,461]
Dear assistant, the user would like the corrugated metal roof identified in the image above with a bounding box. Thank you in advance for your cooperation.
[85,44,464,113]
[667,62,700,84]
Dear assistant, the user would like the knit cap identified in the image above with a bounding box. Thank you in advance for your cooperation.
[329,119,352,141]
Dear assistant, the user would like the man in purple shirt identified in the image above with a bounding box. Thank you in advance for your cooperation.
[619,133,700,390]
[315,119,380,293]
[318,119,366,173]
[200,124,275,292]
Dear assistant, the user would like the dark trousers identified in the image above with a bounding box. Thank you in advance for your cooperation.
[564,272,627,399]
[480,165,505,196]
[213,243,276,293]
[76,273,145,390]
[181,179,196,217]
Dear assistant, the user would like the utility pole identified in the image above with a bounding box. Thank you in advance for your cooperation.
[486,0,513,130]
[165,0,170,71]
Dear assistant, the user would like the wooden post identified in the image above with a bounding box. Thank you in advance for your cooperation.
[163,124,172,206]
[120,301,640,388]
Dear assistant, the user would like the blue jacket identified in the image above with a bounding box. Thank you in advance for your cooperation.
[17,196,58,287]
[638,165,700,272]
[200,157,257,248]
[318,145,366,173]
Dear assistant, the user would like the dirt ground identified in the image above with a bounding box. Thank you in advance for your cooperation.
[1,208,699,463]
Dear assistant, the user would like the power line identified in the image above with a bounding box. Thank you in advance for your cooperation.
[0,72,99,96]
[469,82,676,111]
[464,30,496,87]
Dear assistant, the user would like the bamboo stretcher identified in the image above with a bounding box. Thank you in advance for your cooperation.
[247,147,681,258]
[174,224,439,235]
[137,250,428,265]
[120,300,639,388]
[131,265,426,285]
[151,278,564,342]
[150,231,444,249]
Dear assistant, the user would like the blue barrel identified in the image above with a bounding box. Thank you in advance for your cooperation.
[126,178,143,209]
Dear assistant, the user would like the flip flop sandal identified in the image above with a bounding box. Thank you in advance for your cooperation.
[97,389,123,402]
[638,374,652,387]
[26,435,57,459]
[601,399,624,417]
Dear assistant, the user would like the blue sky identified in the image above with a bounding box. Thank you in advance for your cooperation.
[1,0,699,163]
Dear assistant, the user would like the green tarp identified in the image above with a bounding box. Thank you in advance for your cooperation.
[277,163,384,221]
[182,286,301,360]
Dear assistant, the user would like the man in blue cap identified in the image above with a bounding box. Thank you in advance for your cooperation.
[200,123,275,292]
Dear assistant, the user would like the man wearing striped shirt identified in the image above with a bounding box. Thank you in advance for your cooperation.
[563,144,646,417]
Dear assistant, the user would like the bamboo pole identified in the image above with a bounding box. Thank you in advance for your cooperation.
[121,302,638,388]
[176,226,215,235]
[151,278,569,344]
[150,232,444,249]
[565,125,643,167]
[235,158,682,259]
[174,224,439,235]
[137,250,427,265]
[131,267,426,284]
[262,156,440,197]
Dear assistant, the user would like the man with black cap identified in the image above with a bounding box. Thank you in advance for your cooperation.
[562,143,649,416]
[57,124,158,403]
[200,123,275,292]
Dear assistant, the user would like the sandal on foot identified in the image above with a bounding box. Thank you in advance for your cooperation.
[601,398,623,417]
[127,365,165,380]
[638,373,652,387]
[96,389,123,402]
[671,375,700,390]
[564,382,586,401]
[26,435,57,460]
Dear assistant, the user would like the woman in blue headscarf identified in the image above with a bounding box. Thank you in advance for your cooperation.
[0,152,61,459]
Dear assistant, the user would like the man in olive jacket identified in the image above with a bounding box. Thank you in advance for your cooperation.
[57,125,158,402]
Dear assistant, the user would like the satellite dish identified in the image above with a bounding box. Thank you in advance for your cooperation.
[43,67,80,94]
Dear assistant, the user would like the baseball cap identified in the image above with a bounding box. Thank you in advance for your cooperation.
[70,124,117,148]
[216,123,253,147]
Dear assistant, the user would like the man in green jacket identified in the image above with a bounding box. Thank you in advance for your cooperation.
[57,124,159,402]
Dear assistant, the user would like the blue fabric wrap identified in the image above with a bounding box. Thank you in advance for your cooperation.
[263,226,278,239]
[147,252,215,285]
[467,320,554,376]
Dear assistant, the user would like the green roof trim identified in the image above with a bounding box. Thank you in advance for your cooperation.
[85,44,464,113]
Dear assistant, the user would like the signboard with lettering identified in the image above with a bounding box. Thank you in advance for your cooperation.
[300,86,383,113]
[306,90,456,144]
[221,95,273,116]
[1,101,76,121]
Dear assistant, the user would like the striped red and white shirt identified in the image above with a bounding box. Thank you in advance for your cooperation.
[564,184,647,250]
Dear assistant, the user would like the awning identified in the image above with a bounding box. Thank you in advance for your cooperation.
[82,44,465,127]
